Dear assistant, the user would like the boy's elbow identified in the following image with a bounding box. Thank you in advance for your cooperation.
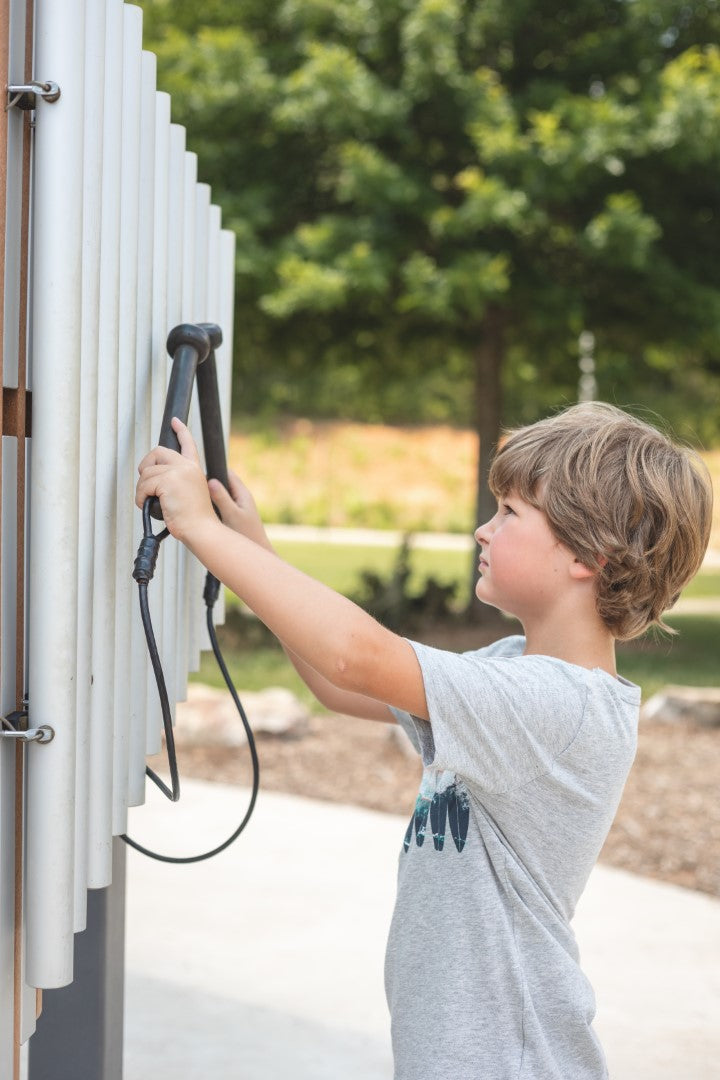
[329,628,385,697]
[331,651,357,692]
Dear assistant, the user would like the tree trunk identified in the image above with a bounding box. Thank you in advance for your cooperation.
[466,306,505,620]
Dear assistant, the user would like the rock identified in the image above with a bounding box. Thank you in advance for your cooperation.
[641,686,720,728]
[175,684,310,747]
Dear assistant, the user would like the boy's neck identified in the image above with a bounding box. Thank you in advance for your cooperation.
[522,622,618,678]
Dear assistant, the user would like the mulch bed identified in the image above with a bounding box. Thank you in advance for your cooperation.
[167,709,719,899]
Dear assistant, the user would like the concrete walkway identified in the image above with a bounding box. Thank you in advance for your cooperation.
[124,780,720,1080]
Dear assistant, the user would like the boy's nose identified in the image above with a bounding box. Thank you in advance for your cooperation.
[474,520,492,545]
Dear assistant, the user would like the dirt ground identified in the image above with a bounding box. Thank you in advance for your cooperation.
[170,707,720,900]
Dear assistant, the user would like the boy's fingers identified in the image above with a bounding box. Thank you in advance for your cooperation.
[227,471,248,501]
[171,416,201,464]
[137,446,178,473]
[208,478,232,506]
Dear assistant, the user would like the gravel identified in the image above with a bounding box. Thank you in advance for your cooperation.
[162,710,719,899]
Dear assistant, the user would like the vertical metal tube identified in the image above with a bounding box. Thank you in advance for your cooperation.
[87,0,123,891]
[157,124,186,734]
[0,0,22,1028]
[205,205,225,624]
[26,0,87,988]
[219,228,236,632]
[73,0,106,935]
[128,50,157,807]
[1,2,26,1056]
[144,91,171,758]
[172,149,197,702]
[191,182,211,659]
[111,3,143,838]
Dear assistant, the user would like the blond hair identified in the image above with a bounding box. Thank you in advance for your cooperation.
[488,402,714,640]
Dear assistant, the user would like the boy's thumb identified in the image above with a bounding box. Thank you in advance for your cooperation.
[208,478,233,512]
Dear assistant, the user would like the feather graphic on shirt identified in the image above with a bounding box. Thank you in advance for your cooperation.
[414,794,430,846]
[447,783,470,853]
[430,791,447,851]
[402,776,469,854]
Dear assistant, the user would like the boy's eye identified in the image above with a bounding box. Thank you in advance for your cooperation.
[502,502,515,515]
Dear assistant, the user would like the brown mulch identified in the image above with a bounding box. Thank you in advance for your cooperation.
[167,710,720,900]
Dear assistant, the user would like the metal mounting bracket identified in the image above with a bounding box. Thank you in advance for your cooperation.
[0,709,54,744]
[6,80,61,111]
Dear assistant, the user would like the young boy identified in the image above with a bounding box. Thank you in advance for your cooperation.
[137,401,713,1079]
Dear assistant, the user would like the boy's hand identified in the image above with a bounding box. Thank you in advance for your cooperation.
[207,471,273,551]
[136,417,217,544]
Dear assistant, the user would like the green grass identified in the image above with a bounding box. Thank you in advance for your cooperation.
[196,638,314,705]
[679,570,720,599]
[617,614,720,699]
[272,539,471,598]
[196,612,720,707]
[238,538,719,608]
[196,542,719,705]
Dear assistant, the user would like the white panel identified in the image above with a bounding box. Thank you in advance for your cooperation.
[112,3,143,838]
[87,0,123,891]
[191,182,211,660]
[220,228,237,603]
[144,92,171,757]
[206,204,225,625]
[220,229,237,455]
[128,50,157,807]
[170,148,197,702]
[158,124,187,737]
[73,0,106,936]
[0,441,19,1069]
[26,0,87,988]
[218,228,236,632]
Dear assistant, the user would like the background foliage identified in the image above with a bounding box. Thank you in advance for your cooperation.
[138,0,720,448]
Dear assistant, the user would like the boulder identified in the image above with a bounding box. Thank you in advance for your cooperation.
[175,684,310,746]
[641,686,720,728]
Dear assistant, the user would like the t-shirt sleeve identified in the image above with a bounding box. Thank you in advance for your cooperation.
[394,640,589,796]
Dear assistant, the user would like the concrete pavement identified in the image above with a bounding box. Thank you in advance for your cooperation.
[124,779,720,1080]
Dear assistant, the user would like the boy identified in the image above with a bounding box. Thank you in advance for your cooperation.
[137,401,713,1079]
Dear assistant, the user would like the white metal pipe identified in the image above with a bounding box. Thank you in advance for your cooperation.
[87,0,123,891]
[73,0,107,934]
[157,124,187,734]
[191,181,211,660]
[220,228,237,454]
[220,228,237,630]
[0,439,20,1065]
[112,4,143,837]
[26,0,87,988]
[171,148,197,702]
[128,49,157,807]
[206,204,225,625]
[0,3,23,1009]
[144,91,171,758]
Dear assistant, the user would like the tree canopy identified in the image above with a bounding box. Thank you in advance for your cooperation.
[138,0,720,452]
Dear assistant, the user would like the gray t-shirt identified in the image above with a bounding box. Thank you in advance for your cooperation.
[386,635,640,1080]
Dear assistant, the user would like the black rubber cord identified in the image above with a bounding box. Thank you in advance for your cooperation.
[121,500,260,863]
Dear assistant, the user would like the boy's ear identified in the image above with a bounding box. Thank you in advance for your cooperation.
[570,554,607,580]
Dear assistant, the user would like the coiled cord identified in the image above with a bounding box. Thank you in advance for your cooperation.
[121,498,260,863]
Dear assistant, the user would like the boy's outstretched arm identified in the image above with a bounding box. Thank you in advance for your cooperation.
[136,419,429,721]
[206,471,397,722]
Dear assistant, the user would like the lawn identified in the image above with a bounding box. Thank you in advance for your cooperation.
[228,418,720,551]
[196,536,720,706]
[197,418,720,706]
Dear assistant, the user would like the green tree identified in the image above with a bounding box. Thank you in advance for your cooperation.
[139,0,720,607]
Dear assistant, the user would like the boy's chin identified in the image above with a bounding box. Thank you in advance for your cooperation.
[474,587,516,622]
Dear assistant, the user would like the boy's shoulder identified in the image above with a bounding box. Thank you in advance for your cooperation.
[461,634,526,661]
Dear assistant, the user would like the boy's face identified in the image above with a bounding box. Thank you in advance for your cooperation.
[474,490,578,621]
